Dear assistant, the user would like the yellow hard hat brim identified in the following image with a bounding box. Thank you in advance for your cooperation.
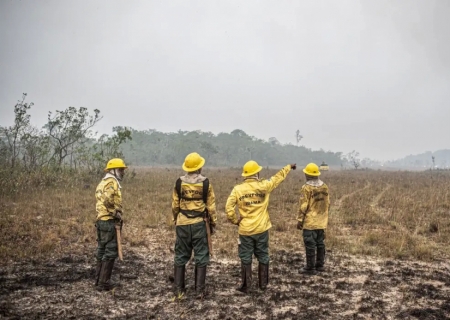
[104,165,128,172]
[182,157,205,172]
[242,165,263,177]
[303,168,320,176]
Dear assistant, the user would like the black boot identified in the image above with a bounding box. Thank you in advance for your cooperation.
[236,263,252,294]
[258,263,269,291]
[174,265,186,296]
[300,249,317,275]
[94,261,102,287]
[97,259,117,291]
[195,266,207,298]
[315,247,325,272]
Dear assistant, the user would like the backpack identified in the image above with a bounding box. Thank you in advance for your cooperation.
[175,178,209,218]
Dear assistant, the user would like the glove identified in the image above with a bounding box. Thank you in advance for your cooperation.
[236,217,243,226]
[297,221,303,230]
[210,225,216,235]
[290,163,297,170]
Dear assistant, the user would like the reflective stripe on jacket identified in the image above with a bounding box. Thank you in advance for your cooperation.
[226,165,291,236]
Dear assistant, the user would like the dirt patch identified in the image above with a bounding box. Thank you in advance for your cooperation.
[1,238,450,320]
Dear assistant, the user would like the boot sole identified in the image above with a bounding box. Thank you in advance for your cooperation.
[236,287,248,294]
[96,284,119,292]
[299,270,317,275]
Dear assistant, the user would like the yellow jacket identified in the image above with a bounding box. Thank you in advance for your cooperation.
[298,179,330,230]
[171,173,217,226]
[95,174,123,221]
[226,165,292,236]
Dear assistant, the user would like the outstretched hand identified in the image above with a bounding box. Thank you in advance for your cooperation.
[290,163,297,170]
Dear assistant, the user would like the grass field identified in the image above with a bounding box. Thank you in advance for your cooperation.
[1,167,449,262]
[1,168,450,319]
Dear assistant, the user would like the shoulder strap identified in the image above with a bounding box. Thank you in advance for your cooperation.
[176,177,209,204]
[202,178,209,205]
[175,178,182,200]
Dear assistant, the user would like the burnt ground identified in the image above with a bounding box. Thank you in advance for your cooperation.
[1,239,450,320]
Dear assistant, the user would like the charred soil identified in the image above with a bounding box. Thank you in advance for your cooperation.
[2,170,450,319]
[1,239,449,320]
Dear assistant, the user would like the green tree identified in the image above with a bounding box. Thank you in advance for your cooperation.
[76,126,132,173]
[120,128,345,167]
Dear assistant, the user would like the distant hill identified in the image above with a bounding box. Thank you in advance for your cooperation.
[120,128,344,167]
[385,149,450,169]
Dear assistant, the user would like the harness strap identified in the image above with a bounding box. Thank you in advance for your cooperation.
[202,178,209,204]
[180,210,205,218]
[175,178,209,218]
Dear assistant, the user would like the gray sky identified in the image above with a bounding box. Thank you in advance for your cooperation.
[1,0,449,161]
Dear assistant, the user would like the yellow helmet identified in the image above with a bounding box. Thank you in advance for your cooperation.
[104,158,127,172]
[303,163,320,176]
[182,152,205,172]
[242,160,263,177]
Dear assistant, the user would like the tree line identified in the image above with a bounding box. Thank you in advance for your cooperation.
[120,128,344,167]
[1,94,350,195]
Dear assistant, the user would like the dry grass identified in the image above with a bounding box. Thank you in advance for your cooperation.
[1,168,450,264]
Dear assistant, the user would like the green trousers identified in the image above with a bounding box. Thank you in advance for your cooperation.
[238,230,269,265]
[303,229,325,251]
[96,220,118,261]
[174,221,209,267]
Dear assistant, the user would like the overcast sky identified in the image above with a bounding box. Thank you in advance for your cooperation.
[1,0,449,161]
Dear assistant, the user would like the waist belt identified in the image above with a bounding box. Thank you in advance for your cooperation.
[181,197,202,202]
[180,210,205,219]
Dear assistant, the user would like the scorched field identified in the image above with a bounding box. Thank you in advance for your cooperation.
[1,168,450,319]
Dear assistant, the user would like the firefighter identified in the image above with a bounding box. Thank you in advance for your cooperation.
[172,152,217,298]
[297,163,330,274]
[94,158,127,291]
[226,161,296,293]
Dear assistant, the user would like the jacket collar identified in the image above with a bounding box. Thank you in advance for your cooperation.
[306,179,324,187]
[181,173,206,183]
[244,175,259,182]
[104,173,122,189]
